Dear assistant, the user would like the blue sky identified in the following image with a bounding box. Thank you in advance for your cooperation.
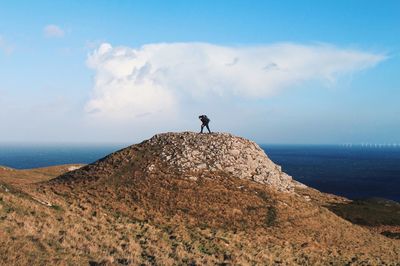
[0,0,399,144]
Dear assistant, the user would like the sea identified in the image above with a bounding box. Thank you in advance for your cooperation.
[0,143,399,202]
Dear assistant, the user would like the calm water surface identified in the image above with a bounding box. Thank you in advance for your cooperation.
[263,145,400,202]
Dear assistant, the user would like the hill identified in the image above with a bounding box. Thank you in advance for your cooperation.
[0,132,399,265]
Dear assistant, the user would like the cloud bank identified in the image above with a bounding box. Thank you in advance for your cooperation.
[86,42,385,122]
[43,24,65,38]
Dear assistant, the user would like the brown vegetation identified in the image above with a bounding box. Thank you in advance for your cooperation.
[0,133,399,265]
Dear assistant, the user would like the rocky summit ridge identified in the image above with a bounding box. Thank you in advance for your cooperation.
[56,131,303,191]
[146,132,302,191]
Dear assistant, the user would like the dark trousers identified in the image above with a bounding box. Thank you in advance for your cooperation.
[201,123,211,133]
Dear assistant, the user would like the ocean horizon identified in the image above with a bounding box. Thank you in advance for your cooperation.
[0,143,399,202]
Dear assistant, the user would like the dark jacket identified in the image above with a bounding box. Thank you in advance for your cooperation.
[199,115,210,124]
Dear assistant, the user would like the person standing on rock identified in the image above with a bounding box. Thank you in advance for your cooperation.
[199,115,211,133]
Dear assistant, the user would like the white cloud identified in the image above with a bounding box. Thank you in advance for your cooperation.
[43,24,65,38]
[85,42,385,123]
[0,35,15,54]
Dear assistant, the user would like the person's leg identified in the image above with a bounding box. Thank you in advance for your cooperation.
[200,124,204,133]
[206,123,211,133]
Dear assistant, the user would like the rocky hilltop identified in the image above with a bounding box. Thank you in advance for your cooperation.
[147,132,300,191]
[54,132,301,191]
[0,132,399,265]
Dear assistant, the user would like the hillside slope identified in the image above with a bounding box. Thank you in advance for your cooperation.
[0,132,399,265]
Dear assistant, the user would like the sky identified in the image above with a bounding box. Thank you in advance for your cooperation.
[0,0,399,144]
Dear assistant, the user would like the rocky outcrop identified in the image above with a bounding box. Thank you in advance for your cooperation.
[56,132,304,192]
[145,132,301,191]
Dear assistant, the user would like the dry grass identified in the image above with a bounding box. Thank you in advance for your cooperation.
[0,159,399,265]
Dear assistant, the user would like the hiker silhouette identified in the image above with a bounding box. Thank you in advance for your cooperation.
[199,115,211,133]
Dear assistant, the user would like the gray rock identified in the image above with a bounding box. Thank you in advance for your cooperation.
[144,132,305,192]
